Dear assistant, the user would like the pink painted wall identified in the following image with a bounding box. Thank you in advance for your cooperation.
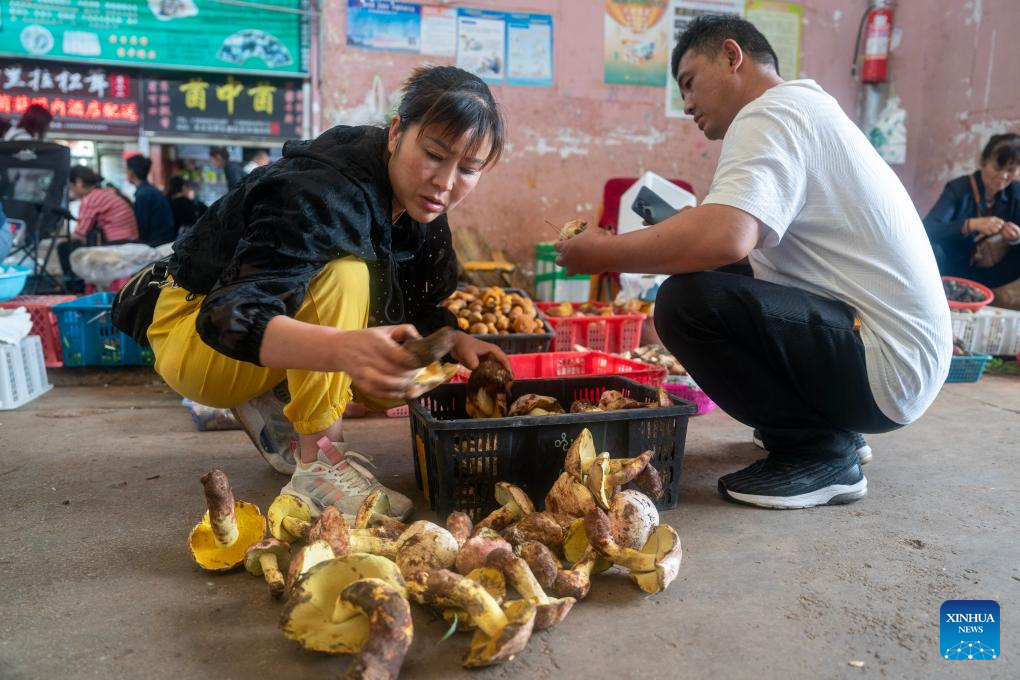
[317,0,1020,265]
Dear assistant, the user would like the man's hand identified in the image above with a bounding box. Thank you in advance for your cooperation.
[969,216,1005,237]
[554,225,612,275]
[451,331,512,373]
[334,325,421,400]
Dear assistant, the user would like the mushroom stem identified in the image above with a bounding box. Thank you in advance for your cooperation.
[487,549,547,604]
[410,570,508,638]
[282,516,311,540]
[200,469,238,547]
[340,579,414,680]
[330,597,361,625]
[258,553,285,597]
[350,536,398,559]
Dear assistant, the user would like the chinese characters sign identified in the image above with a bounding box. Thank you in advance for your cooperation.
[141,74,303,139]
[0,0,308,75]
[1,59,139,135]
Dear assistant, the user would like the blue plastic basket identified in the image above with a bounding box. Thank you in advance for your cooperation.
[946,354,991,383]
[0,265,31,302]
[52,293,155,367]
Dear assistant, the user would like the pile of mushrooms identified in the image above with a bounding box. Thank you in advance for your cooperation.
[441,285,547,335]
[185,427,681,678]
[621,344,687,376]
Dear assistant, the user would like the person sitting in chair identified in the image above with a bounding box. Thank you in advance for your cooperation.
[57,166,140,280]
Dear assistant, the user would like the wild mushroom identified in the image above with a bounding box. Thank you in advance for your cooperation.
[309,507,398,559]
[501,511,572,553]
[558,218,588,241]
[597,390,642,411]
[408,569,536,668]
[474,482,535,533]
[631,462,665,502]
[465,355,513,419]
[338,578,413,680]
[455,529,513,575]
[441,567,507,630]
[570,399,601,413]
[402,327,457,367]
[515,542,561,590]
[267,494,313,544]
[563,428,597,483]
[286,539,336,592]
[280,554,407,654]
[187,469,266,571]
[486,548,575,630]
[406,362,459,399]
[607,489,659,551]
[628,524,683,594]
[355,491,407,539]
[544,471,596,518]
[393,520,459,578]
[244,538,291,598]
[550,547,599,600]
[446,511,474,546]
[508,394,565,417]
[587,450,656,510]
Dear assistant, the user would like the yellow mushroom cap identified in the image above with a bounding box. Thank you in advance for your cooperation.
[280,553,407,654]
[268,494,313,543]
[188,500,265,571]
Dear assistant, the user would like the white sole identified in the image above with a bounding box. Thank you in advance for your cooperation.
[724,477,867,509]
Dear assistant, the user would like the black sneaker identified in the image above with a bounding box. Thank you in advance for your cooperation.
[752,429,872,465]
[718,456,867,509]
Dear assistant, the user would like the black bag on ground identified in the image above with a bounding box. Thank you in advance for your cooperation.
[111,257,170,348]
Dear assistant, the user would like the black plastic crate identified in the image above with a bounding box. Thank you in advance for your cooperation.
[458,286,554,355]
[408,376,697,519]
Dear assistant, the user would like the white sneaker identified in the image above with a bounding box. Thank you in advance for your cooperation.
[280,440,414,521]
[233,383,298,475]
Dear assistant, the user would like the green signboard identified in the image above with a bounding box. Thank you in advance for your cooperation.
[0,0,308,76]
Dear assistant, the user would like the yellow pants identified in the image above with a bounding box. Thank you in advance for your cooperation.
[148,258,371,434]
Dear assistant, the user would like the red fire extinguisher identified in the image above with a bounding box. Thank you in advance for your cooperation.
[852,1,896,83]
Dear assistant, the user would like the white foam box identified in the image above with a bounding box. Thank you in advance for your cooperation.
[951,306,1020,356]
[0,335,52,409]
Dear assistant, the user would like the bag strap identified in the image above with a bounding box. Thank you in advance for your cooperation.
[968,174,986,218]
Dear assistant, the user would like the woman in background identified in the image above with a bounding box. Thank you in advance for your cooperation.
[166,176,207,239]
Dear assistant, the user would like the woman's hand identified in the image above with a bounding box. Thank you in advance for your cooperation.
[554,226,612,276]
[968,216,1005,237]
[450,331,512,373]
[1002,221,1020,243]
[333,325,422,400]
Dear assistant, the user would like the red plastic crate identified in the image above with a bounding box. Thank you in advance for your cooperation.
[536,302,645,353]
[0,295,77,367]
[452,351,667,387]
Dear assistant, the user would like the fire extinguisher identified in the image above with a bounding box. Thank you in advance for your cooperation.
[852,1,896,83]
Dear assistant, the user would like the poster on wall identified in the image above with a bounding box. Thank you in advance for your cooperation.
[420,5,457,57]
[456,9,506,83]
[745,1,802,79]
[346,1,421,53]
[506,13,553,87]
[0,0,308,75]
[604,0,669,86]
[141,73,303,139]
[0,59,140,136]
[665,0,744,118]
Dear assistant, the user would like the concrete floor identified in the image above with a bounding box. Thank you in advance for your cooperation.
[1,375,1017,680]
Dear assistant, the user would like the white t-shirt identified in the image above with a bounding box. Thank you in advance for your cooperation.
[703,79,951,425]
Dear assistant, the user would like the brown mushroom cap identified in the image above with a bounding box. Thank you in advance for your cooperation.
[308,506,351,556]
[446,511,474,546]
[608,489,659,551]
[544,471,597,518]
[394,521,459,578]
[501,511,571,552]
[455,533,513,575]
[515,542,561,590]
[338,578,414,680]
[508,394,565,416]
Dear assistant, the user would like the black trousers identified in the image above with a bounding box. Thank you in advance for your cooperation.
[654,272,900,462]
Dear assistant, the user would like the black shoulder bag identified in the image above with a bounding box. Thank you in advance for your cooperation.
[110,257,171,347]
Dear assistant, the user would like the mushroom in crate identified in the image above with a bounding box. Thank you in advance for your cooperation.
[442,286,546,335]
[465,354,513,419]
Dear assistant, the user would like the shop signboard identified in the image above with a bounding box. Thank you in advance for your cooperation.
[0,0,308,75]
[0,59,140,136]
[141,73,303,140]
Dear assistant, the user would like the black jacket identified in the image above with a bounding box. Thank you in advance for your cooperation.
[167,125,459,365]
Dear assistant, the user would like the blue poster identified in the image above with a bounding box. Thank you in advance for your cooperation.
[346,1,421,53]
[456,9,506,83]
[506,13,554,87]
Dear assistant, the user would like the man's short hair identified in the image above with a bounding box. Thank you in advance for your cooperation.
[209,146,229,161]
[125,154,151,180]
[671,15,780,80]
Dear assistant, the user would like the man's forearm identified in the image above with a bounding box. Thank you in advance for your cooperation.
[596,204,759,275]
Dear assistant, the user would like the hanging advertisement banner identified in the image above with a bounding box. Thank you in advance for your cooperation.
[0,0,308,76]
[0,58,139,136]
[604,0,669,86]
[141,73,304,140]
